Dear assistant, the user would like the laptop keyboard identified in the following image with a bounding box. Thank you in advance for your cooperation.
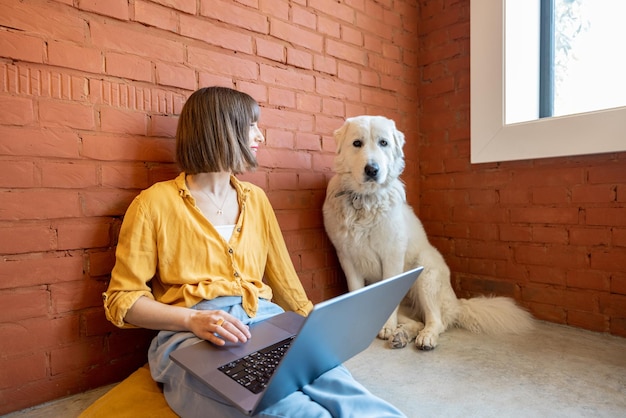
[218,336,295,394]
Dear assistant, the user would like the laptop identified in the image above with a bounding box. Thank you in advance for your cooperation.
[170,267,422,416]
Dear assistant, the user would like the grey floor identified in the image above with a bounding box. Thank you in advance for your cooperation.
[6,321,626,418]
[346,320,626,418]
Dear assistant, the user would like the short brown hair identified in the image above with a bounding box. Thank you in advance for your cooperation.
[176,87,260,174]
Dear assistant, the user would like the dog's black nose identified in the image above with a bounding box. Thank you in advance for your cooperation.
[364,162,379,179]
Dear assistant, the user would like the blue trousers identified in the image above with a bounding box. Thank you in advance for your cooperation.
[148,297,407,418]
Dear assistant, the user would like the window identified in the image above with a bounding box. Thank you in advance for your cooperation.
[548,0,626,118]
[471,0,626,163]
[506,0,626,123]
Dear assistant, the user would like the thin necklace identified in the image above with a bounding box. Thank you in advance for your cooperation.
[199,188,230,215]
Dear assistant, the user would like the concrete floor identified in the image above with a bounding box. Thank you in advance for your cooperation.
[2,384,115,418]
[346,320,626,418]
[6,320,626,418]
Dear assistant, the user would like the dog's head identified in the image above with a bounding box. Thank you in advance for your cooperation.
[333,115,406,193]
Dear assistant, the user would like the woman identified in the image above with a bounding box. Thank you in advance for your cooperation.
[103,86,406,418]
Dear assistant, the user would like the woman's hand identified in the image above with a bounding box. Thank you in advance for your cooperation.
[124,296,251,346]
[185,310,252,346]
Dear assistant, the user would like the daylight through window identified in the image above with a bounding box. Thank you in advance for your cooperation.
[506,0,626,124]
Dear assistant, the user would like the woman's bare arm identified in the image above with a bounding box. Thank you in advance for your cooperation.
[125,296,251,346]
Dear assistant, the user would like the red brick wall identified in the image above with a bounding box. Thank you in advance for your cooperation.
[417,0,626,336]
[2,0,624,413]
[0,0,419,413]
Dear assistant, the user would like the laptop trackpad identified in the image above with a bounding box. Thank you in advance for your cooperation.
[220,311,304,357]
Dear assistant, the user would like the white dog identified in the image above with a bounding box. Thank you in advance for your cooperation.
[323,116,534,350]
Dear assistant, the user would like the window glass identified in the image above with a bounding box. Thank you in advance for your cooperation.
[553,0,626,116]
[506,0,626,123]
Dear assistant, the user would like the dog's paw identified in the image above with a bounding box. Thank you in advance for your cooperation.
[415,330,438,351]
[465,321,481,333]
[388,326,412,349]
[377,326,395,340]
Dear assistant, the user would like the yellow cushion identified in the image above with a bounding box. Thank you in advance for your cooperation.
[79,364,178,417]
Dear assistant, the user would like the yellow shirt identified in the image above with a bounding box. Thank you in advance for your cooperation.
[103,172,313,328]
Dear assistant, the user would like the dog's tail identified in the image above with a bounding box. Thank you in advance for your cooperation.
[455,296,534,334]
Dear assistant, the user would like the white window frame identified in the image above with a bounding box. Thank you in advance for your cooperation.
[470,0,626,164]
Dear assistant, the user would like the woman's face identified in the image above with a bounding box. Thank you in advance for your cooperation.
[248,122,264,155]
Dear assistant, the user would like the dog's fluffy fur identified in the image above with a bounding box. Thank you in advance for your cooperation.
[323,116,534,350]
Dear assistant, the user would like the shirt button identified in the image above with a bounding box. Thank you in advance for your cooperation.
[228,248,233,254]
[234,272,240,277]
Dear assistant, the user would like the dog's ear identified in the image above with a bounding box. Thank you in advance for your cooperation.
[390,123,406,177]
[333,119,350,154]
[386,118,405,159]
[393,125,406,155]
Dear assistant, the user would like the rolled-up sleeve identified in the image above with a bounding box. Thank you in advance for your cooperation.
[103,195,157,328]
[259,193,314,316]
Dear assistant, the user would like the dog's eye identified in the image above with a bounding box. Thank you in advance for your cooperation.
[352,140,363,147]
[378,138,389,147]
